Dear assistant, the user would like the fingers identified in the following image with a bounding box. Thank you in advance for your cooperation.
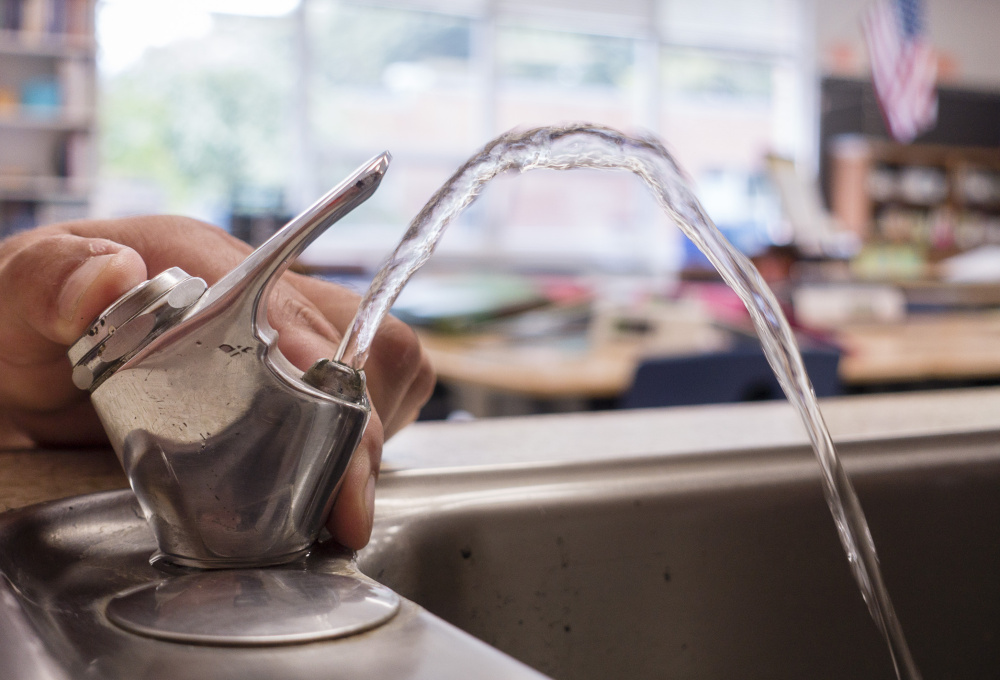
[6,397,109,447]
[325,416,384,550]
[64,215,251,284]
[267,282,343,371]
[61,216,342,375]
[271,277,434,550]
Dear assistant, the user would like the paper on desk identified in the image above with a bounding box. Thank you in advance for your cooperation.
[939,245,1000,283]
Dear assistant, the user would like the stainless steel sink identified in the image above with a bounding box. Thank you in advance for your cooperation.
[363,429,1000,679]
[3,389,1000,679]
[0,491,546,680]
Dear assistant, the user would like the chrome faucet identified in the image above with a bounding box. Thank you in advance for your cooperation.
[68,154,391,569]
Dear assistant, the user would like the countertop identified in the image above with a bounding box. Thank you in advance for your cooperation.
[6,385,1000,514]
[0,448,126,513]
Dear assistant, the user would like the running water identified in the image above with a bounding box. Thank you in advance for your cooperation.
[336,124,921,679]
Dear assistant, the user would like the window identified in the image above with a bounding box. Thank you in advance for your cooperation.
[96,0,814,271]
[97,2,297,222]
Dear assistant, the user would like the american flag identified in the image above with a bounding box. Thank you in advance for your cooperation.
[862,0,938,143]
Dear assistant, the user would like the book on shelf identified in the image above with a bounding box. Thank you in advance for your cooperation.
[0,199,36,235]
[0,197,88,236]
[63,129,90,187]
[0,58,90,120]
[35,196,87,224]
[0,0,21,32]
[56,54,89,118]
[0,128,91,196]
[1,0,92,39]
[1,0,94,235]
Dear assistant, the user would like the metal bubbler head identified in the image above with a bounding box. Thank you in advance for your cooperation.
[69,154,391,570]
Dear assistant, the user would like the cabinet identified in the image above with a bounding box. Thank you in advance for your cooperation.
[829,137,1000,277]
[0,0,95,237]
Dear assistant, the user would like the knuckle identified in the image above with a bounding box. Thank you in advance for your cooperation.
[271,290,338,341]
[370,317,423,378]
[89,215,249,282]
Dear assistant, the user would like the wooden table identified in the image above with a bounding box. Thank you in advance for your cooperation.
[417,331,641,400]
[837,311,1000,385]
[418,311,1000,408]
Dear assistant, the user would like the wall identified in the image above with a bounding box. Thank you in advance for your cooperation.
[816,0,1000,91]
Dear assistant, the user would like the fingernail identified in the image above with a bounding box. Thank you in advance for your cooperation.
[364,472,377,527]
[57,253,118,322]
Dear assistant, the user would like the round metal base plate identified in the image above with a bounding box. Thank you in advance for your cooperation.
[106,569,400,645]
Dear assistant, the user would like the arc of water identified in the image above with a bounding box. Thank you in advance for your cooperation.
[336,124,920,680]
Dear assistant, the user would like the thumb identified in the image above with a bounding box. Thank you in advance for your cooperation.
[0,234,146,412]
[58,248,148,341]
[4,234,147,347]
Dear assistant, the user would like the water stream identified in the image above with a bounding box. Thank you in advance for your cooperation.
[336,124,921,679]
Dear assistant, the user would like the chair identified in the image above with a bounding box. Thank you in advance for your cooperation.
[621,344,841,409]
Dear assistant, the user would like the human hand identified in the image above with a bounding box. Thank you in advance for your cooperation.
[0,215,435,549]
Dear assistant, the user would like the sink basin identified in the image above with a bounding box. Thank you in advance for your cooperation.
[0,491,545,680]
[362,393,1000,680]
[3,389,1000,679]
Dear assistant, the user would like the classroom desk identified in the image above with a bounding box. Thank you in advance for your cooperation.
[418,311,1000,407]
[836,311,1000,385]
[417,331,639,400]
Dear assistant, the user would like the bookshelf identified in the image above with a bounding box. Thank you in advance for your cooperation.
[0,0,96,236]
[827,137,1000,279]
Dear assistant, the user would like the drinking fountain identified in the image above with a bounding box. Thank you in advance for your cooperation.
[64,154,400,644]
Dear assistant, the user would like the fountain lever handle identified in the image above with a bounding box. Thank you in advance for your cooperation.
[200,152,391,353]
[69,153,390,393]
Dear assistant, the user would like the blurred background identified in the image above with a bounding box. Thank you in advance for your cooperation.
[4,0,1000,418]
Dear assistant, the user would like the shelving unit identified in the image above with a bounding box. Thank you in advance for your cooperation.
[0,0,96,236]
[829,138,1000,277]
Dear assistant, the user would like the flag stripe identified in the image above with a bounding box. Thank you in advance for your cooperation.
[862,0,938,143]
